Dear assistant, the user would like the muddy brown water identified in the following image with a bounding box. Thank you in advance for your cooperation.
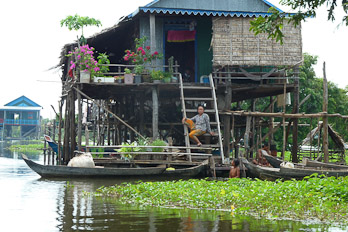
[0,144,346,231]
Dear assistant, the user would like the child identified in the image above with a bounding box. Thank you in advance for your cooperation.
[229,159,241,178]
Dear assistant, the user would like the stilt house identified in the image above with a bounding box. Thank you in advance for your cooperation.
[59,0,302,164]
[0,96,41,140]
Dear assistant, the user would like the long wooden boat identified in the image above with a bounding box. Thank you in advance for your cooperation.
[162,159,208,177]
[22,154,208,178]
[263,153,283,168]
[302,158,348,170]
[22,154,166,178]
[242,158,348,180]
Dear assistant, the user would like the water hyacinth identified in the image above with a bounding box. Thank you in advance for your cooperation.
[96,176,348,225]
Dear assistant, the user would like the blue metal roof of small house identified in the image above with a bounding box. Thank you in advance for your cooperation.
[4,96,41,108]
[129,0,283,18]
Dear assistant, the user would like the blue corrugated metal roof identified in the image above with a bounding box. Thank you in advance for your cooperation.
[4,96,41,107]
[138,7,277,17]
[129,0,284,18]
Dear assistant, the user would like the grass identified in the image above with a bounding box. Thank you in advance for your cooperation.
[95,176,348,225]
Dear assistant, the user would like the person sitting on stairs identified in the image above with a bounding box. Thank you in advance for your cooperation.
[182,105,214,146]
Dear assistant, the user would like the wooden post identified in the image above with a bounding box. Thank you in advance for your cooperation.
[323,62,329,163]
[77,86,82,151]
[58,100,63,165]
[44,125,47,165]
[139,92,145,135]
[70,90,76,160]
[250,99,256,158]
[291,66,300,163]
[63,94,70,164]
[150,14,156,55]
[244,116,251,158]
[152,86,159,139]
[281,80,287,160]
[223,83,232,160]
[268,96,274,148]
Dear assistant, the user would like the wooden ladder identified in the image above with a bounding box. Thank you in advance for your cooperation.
[179,74,224,163]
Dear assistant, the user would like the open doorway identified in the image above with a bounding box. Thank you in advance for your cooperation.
[165,30,196,82]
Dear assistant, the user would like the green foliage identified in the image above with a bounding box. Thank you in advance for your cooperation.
[250,1,348,43]
[96,177,348,224]
[117,142,141,160]
[60,14,102,44]
[150,139,166,152]
[150,70,165,80]
[124,68,132,74]
[9,143,44,152]
[134,65,145,75]
[97,53,110,74]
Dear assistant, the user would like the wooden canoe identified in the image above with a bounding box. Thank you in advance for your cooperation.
[263,153,283,168]
[242,158,348,180]
[302,158,348,170]
[22,154,166,178]
[163,159,209,177]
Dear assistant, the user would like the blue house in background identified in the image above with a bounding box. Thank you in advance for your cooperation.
[0,96,42,140]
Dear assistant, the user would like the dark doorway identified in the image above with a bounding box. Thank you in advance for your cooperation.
[165,36,195,82]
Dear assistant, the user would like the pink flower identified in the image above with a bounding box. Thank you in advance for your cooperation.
[146,46,150,50]
[154,51,159,55]
[133,59,136,62]
[77,55,81,60]
[86,64,90,68]
[137,47,144,51]
[70,61,74,65]
[94,67,100,72]
[124,56,129,61]
[70,63,76,69]
[144,58,147,61]
[141,51,146,55]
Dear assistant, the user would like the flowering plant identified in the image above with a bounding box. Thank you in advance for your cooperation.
[67,44,100,76]
[123,37,162,74]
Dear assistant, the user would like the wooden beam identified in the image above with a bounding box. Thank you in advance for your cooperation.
[77,86,82,150]
[291,66,300,163]
[223,82,232,159]
[323,62,329,163]
[150,14,156,54]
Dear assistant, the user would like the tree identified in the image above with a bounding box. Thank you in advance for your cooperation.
[60,14,102,45]
[250,0,348,43]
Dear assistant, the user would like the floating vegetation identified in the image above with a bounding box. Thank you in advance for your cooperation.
[96,176,348,224]
[8,143,44,152]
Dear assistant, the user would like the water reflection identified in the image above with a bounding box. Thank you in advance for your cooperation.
[0,143,347,231]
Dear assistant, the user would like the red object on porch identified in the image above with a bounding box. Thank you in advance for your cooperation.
[0,118,3,123]
[167,30,196,42]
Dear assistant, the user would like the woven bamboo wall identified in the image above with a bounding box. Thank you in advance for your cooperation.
[212,17,302,66]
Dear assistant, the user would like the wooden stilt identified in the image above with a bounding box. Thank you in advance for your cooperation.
[58,100,63,165]
[77,85,82,151]
[291,66,300,163]
[152,86,159,140]
[223,83,232,160]
[323,62,329,163]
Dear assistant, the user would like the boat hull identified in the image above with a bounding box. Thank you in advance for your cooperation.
[22,155,166,178]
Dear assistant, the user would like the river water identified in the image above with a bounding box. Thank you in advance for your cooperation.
[0,143,346,231]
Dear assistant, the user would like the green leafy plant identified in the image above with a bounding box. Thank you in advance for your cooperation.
[150,70,165,80]
[134,65,145,75]
[117,142,141,160]
[97,53,110,74]
[124,68,132,74]
[60,14,102,44]
[150,139,166,152]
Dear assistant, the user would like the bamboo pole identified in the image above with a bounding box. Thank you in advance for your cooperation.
[58,100,63,165]
[323,62,329,163]
[73,87,146,140]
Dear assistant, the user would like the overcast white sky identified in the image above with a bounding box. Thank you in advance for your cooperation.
[0,0,347,119]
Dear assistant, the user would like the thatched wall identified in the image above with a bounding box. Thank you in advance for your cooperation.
[212,17,302,67]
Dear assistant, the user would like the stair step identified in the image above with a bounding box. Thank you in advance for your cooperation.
[182,86,212,90]
[185,109,216,113]
[184,97,214,101]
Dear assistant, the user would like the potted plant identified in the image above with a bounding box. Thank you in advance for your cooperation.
[163,72,172,83]
[134,65,144,84]
[124,68,134,84]
[114,76,124,83]
[150,70,164,83]
[67,44,101,83]
[117,142,140,161]
[123,37,163,81]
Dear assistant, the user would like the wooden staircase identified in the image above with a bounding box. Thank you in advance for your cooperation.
[179,74,224,163]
